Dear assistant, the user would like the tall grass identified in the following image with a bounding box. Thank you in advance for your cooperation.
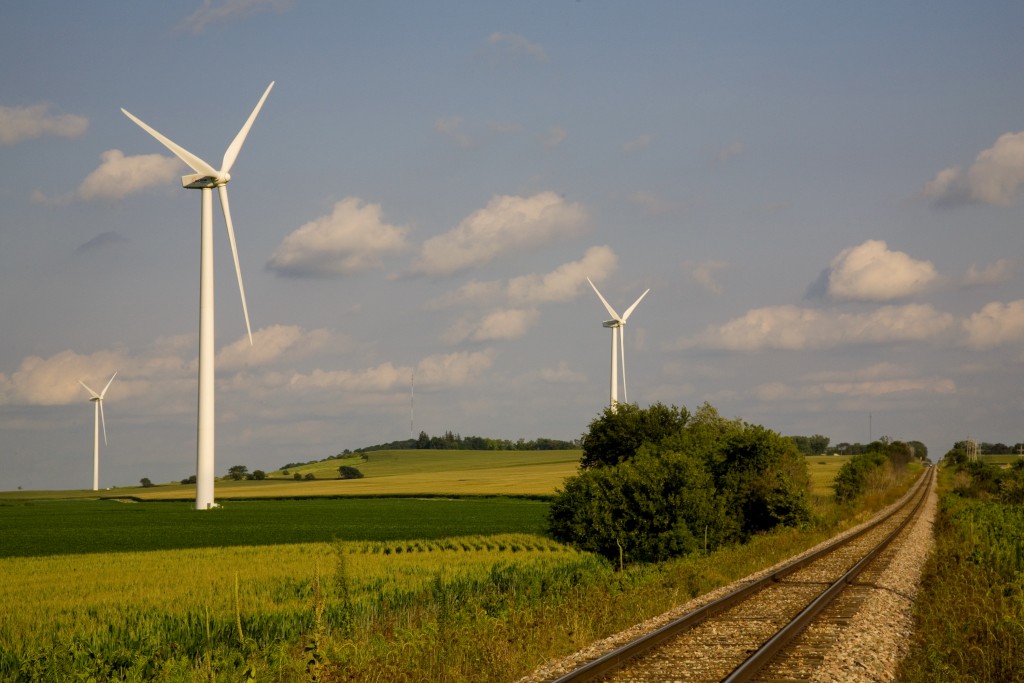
[898,484,1024,682]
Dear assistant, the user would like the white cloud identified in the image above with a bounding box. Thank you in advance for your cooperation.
[266,198,410,278]
[506,245,617,305]
[415,350,496,386]
[77,149,183,201]
[826,240,938,302]
[623,134,653,153]
[962,300,1024,349]
[629,191,676,216]
[471,308,539,342]
[434,116,472,147]
[288,362,408,393]
[681,303,955,351]
[717,141,745,163]
[431,246,617,343]
[540,361,586,384]
[0,104,88,144]
[217,325,341,372]
[923,131,1024,207]
[688,259,730,295]
[962,259,1014,287]
[410,192,587,276]
[181,0,295,33]
[487,32,548,61]
[541,126,566,150]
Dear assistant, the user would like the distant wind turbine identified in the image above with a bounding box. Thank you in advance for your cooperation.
[79,372,116,491]
[587,277,649,410]
[122,82,273,510]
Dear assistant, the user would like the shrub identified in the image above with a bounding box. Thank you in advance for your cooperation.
[337,466,364,480]
[833,452,887,503]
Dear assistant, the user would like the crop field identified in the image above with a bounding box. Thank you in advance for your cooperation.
[0,497,550,558]
[0,451,863,681]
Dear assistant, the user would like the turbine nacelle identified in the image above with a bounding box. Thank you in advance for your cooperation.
[602,320,620,328]
[182,172,229,189]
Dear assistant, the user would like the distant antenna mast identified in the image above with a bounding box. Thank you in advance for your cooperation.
[410,370,415,439]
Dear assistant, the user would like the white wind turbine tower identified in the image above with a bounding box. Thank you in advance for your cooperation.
[122,82,273,510]
[587,277,649,410]
[79,372,116,491]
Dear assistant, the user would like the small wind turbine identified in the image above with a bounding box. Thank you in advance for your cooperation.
[79,372,116,491]
[122,82,273,510]
[587,277,649,410]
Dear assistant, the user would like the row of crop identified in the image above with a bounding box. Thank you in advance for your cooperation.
[349,534,565,555]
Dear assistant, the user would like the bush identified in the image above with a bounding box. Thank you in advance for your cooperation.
[580,402,690,469]
[550,402,811,565]
[833,452,887,503]
[338,466,364,480]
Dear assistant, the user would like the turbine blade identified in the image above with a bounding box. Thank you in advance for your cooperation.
[621,288,650,322]
[121,108,218,177]
[221,81,274,174]
[99,371,117,399]
[219,186,253,345]
[620,326,627,404]
[79,380,100,399]
[99,400,108,446]
[587,277,621,321]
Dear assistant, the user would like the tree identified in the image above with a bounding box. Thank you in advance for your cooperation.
[304,473,316,480]
[580,402,690,469]
[140,478,154,488]
[227,465,249,481]
[249,469,266,480]
[338,465,364,479]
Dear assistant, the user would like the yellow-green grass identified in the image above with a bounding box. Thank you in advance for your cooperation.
[0,450,582,501]
[805,455,851,497]
[3,451,850,502]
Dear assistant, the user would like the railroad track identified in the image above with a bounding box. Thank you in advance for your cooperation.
[547,468,934,683]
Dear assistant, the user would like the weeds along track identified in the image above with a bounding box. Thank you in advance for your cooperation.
[550,468,934,683]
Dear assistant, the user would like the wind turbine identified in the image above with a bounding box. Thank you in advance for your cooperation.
[122,82,273,510]
[79,372,116,491]
[587,277,649,410]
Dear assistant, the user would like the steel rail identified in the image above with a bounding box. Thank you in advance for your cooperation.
[549,467,932,683]
[721,465,933,682]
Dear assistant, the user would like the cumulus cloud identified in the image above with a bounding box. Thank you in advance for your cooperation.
[623,134,653,153]
[410,192,587,276]
[717,141,745,163]
[266,198,410,278]
[540,361,586,383]
[506,245,617,305]
[681,303,955,351]
[181,0,295,33]
[415,350,496,386]
[629,191,676,216]
[434,116,472,147]
[825,240,938,302]
[962,300,1024,349]
[541,126,566,150]
[77,149,183,201]
[753,375,956,402]
[217,325,341,371]
[487,32,548,61]
[0,104,88,144]
[923,131,1024,207]
[962,259,1014,287]
[687,259,730,295]
[429,246,617,343]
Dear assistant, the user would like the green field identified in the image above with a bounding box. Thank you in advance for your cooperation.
[0,451,868,681]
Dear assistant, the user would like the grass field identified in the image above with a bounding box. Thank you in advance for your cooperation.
[0,451,872,681]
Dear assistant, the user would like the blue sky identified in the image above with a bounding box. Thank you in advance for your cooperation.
[4,1,1024,490]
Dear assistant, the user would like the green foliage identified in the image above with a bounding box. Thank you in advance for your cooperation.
[337,466,363,480]
[139,478,153,488]
[832,451,887,503]
[579,402,690,469]
[0,498,551,559]
[227,465,249,481]
[550,402,811,564]
[789,434,830,455]
[899,494,1024,682]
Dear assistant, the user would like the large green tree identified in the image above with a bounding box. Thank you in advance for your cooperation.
[550,402,811,564]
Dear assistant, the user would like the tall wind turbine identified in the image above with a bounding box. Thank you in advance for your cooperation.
[122,82,273,510]
[587,277,649,410]
[79,372,116,491]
